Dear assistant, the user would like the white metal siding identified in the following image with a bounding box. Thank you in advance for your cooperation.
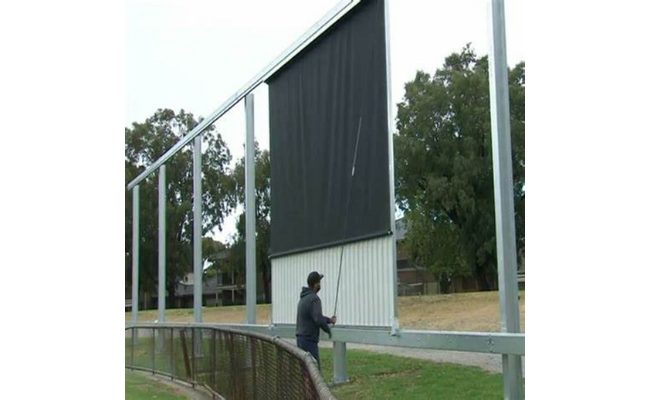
[272,235,396,327]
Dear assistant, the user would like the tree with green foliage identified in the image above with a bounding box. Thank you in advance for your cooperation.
[394,45,524,292]
[125,109,236,306]
[202,237,228,279]
[226,144,272,302]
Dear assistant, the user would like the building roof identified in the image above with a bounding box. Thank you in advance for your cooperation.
[175,275,234,297]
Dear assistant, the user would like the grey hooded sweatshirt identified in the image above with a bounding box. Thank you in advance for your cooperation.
[295,287,331,341]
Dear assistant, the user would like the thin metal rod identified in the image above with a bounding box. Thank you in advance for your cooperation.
[333,117,363,317]
[488,0,524,398]
[384,0,400,335]
[158,165,166,323]
[126,0,362,191]
[131,328,135,366]
[245,93,257,324]
[152,328,156,373]
[193,135,203,323]
[192,328,196,382]
[171,328,175,378]
[212,329,217,391]
[132,185,139,323]
[250,337,257,400]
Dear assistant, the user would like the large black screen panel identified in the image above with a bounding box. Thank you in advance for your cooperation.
[268,0,390,257]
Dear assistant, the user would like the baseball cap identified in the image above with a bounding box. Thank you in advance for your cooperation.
[307,271,324,287]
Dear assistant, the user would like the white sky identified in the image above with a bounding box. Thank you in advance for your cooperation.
[126,0,524,244]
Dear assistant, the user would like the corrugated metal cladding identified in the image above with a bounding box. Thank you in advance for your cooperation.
[272,235,396,327]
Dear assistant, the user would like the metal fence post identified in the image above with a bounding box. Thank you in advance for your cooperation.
[171,328,175,380]
[245,93,257,325]
[229,333,238,398]
[152,328,156,374]
[131,185,139,323]
[180,329,192,381]
[212,329,217,391]
[250,337,258,400]
[333,341,349,384]
[158,165,166,323]
[384,0,400,337]
[193,135,203,324]
[192,328,196,385]
[488,0,524,399]
[130,328,135,368]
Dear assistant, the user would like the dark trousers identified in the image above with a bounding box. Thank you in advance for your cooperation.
[296,336,320,370]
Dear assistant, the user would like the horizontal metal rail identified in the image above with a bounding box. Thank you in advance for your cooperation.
[127,322,525,356]
[126,0,361,190]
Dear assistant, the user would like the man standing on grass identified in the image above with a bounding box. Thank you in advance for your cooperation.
[296,271,336,369]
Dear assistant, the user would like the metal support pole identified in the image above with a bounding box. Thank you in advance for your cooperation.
[171,328,175,380]
[193,135,203,323]
[245,93,257,324]
[158,165,166,323]
[488,1,524,399]
[192,328,196,384]
[332,341,349,384]
[130,328,135,367]
[212,329,217,390]
[383,0,400,336]
[152,328,156,374]
[131,185,140,323]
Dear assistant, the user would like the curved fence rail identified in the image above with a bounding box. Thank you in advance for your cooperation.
[125,324,335,400]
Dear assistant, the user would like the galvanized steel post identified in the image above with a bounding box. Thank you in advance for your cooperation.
[158,165,166,323]
[131,185,140,323]
[488,0,524,398]
[171,328,175,378]
[332,341,349,384]
[193,135,203,323]
[383,0,400,336]
[152,328,156,373]
[130,327,135,366]
[245,93,257,324]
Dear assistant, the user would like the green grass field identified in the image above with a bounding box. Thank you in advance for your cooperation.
[126,336,504,399]
[127,291,525,332]
[126,370,188,400]
[320,349,504,400]
[126,291,524,398]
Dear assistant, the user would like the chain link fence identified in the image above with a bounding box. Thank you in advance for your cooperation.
[125,324,335,400]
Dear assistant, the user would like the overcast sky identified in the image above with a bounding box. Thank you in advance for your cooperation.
[126,0,524,243]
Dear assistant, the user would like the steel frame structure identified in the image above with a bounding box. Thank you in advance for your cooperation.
[126,0,524,397]
[127,322,525,356]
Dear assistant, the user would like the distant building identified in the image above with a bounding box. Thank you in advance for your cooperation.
[150,266,266,309]
[173,272,244,308]
[394,217,507,294]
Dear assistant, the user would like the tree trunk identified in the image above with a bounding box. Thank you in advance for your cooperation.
[475,261,494,291]
[167,279,176,309]
[439,272,452,294]
[261,261,271,303]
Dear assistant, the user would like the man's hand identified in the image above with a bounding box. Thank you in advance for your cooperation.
[330,316,337,325]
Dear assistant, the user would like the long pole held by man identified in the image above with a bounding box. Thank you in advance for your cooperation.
[295,271,337,369]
